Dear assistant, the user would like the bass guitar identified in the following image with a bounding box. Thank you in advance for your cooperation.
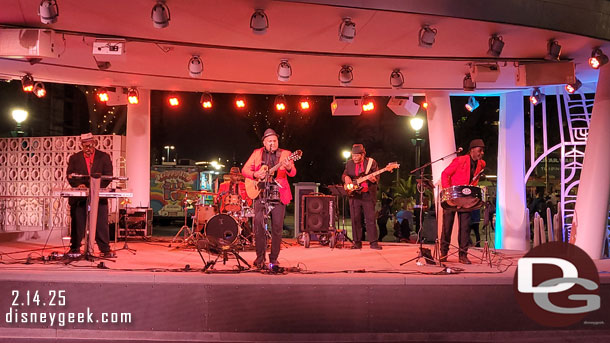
[245,150,303,200]
[344,162,400,195]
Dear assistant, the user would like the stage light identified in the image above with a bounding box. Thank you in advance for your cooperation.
[188,55,203,78]
[589,48,608,69]
[21,74,34,92]
[422,102,429,109]
[168,94,179,107]
[418,25,437,48]
[39,0,59,24]
[390,69,404,89]
[361,96,374,112]
[200,92,213,109]
[530,87,545,106]
[339,65,353,86]
[250,9,268,34]
[274,95,287,112]
[565,78,582,94]
[151,1,170,28]
[235,95,246,109]
[463,74,476,91]
[545,40,562,61]
[33,82,46,98]
[97,88,109,102]
[487,34,504,57]
[127,88,139,104]
[465,96,479,112]
[299,97,311,110]
[339,17,356,43]
[277,60,292,82]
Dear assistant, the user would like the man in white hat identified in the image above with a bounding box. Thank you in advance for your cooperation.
[66,133,115,258]
[242,128,297,268]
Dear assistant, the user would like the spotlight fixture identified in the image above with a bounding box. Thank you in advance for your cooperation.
[544,40,562,61]
[465,96,479,112]
[274,95,287,112]
[151,1,170,28]
[589,48,608,69]
[299,97,311,111]
[390,69,404,89]
[422,102,429,109]
[200,92,213,109]
[339,17,356,43]
[339,65,353,86]
[565,78,582,94]
[235,95,246,109]
[96,61,111,70]
[463,74,476,91]
[277,60,292,82]
[168,93,179,107]
[39,0,59,24]
[418,25,437,48]
[188,55,203,78]
[127,88,139,104]
[361,95,374,112]
[250,9,268,34]
[97,88,109,102]
[21,74,34,92]
[487,34,504,57]
[529,87,545,106]
[33,82,46,98]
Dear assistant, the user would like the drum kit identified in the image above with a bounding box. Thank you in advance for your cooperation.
[169,189,254,249]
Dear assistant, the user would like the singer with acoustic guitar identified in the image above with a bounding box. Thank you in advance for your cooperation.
[242,128,299,269]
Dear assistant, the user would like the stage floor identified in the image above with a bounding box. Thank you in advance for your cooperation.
[1,237,610,342]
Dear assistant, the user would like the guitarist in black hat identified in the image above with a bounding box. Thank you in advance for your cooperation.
[342,144,382,250]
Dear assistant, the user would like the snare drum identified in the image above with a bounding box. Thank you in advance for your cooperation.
[205,214,239,244]
[195,205,216,230]
[223,194,242,213]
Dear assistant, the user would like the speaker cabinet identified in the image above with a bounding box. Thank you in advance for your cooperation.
[301,195,335,232]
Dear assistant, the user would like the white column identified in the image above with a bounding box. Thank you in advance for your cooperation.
[425,92,457,243]
[497,91,528,250]
[574,67,610,259]
[126,89,151,208]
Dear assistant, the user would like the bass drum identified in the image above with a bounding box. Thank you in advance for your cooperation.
[205,214,239,245]
[440,185,486,212]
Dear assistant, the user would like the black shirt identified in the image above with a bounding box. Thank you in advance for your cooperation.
[469,156,477,183]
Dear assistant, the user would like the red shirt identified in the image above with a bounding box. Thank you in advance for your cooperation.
[441,155,486,188]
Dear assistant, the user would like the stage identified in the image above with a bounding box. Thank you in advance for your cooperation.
[1,236,610,342]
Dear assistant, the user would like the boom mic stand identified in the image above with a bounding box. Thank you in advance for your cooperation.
[400,149,462,266]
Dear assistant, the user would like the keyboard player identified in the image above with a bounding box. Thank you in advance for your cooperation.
[66,133,115,258]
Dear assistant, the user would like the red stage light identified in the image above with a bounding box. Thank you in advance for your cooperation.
[200,92,213,109]
[274,95,287,112]
[168,94,179,107]
[422,102,429,109]
[299,100,310,110]
[276,103,286,111]
[589,48,608,69]
[21,74,34,92]
[235,96,246,109]
[362,96,374,112]
[97,88,109,102]
[127,88,139,104]
[33,82,46,98]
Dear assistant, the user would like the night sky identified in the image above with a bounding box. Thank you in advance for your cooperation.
[1,80,509,192]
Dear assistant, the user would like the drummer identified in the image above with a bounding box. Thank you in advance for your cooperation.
[216,167,250,213]
[439,139,486,264]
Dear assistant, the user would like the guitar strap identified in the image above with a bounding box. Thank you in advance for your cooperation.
[365,157,373,175]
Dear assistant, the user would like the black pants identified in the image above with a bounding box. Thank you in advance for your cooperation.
[349,198,378,244]
[377,216,389,241]
[470,222,481,247]
[70,200,110,253]
[253,199,285,263]
[441,210,471,257]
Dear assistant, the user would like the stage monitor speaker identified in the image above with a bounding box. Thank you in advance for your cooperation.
[301,195,335,232]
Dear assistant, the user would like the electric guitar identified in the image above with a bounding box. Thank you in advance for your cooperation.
[245,150,303,200]
[344,162,400,195]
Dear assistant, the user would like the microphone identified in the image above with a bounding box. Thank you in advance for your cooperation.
[457,147,463,153]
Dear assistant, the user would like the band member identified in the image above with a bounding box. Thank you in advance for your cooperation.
[242,128,296,268]
[216,167,250,213]
[66,133,115,258]
[440,139,486,264]
[342,144,382,250]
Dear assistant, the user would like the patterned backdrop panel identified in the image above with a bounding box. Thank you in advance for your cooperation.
[0,135,125,232]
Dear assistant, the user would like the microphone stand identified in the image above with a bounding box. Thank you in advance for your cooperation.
[400,149,461,266]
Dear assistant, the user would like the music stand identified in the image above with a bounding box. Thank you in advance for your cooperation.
[327,185,353,245]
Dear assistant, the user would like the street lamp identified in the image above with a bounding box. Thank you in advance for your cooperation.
[342,150,351,164]
[11,109,28,136]
[164,145,175,161]
[409,116,426,234]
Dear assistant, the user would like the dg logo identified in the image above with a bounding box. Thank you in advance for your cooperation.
[513,241,601,327]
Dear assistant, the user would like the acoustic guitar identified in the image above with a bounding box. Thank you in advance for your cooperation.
[245,150,302,200]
